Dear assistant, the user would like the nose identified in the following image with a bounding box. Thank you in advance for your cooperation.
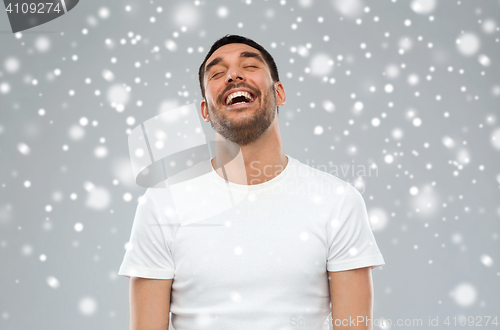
[225,65,245,84]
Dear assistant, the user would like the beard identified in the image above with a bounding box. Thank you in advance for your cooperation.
[206,83,277,146]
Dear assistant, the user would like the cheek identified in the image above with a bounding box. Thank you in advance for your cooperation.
[207,85,223,103]
[205,91,217,105]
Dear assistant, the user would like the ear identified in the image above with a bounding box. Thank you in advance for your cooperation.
[274,81,286,106]
[200,98,210,122]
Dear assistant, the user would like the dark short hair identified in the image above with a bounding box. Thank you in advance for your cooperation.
[198,35,281,108]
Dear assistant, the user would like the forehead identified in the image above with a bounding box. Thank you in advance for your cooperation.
[205,43,264,68]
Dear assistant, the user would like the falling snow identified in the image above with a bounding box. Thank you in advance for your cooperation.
[1,0,499,328]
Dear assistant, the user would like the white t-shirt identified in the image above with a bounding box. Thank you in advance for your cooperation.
[118,154,385,330]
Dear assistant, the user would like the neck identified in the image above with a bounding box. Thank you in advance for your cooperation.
[211,117,288,185]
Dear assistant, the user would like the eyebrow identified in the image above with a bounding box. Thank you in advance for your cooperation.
[204,51,265,77]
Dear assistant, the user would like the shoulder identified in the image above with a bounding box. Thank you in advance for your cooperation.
[138,186,178,222]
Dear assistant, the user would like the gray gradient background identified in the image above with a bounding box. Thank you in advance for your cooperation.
[1,0,500,329]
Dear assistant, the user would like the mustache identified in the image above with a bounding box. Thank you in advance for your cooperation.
[217,83,261,104]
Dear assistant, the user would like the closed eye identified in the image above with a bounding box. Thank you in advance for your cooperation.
[210,65,258,79]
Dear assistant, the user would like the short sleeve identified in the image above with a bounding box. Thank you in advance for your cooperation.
[118,188,175,279]
[327,183,385,272]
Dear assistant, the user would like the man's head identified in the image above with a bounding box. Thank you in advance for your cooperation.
[199,35,286,146]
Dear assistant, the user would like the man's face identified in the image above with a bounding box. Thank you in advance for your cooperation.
[201,43,285,146]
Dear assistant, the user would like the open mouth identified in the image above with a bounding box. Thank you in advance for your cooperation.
[224,90,257,108]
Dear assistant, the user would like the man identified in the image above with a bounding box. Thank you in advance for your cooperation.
[118,35,385,330]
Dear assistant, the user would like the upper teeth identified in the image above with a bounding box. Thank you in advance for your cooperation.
[226,91,254,105]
